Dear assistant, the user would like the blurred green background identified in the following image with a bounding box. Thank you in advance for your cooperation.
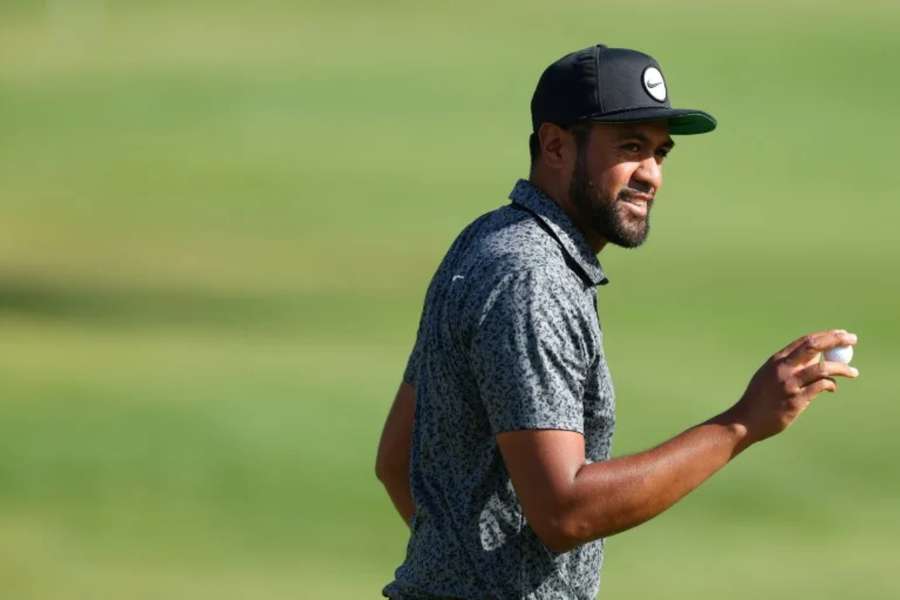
[1,0,898,598]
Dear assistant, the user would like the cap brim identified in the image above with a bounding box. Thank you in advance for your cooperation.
[588,107,717,135]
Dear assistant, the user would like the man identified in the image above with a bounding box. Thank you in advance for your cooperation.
[376,44,858,599]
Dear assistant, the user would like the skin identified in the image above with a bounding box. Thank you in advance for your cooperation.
[375,381,416,525]
[531,119,673,252]
[376,120,860,549]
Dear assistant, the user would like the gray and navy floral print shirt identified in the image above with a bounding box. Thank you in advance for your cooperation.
[384,180,616,600]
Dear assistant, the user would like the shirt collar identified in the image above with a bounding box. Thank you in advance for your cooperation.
[509,179,609,287]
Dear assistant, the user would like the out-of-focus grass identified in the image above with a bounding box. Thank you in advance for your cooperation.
[0,1,898,598]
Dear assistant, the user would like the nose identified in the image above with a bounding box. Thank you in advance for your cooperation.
[632,155,662,195]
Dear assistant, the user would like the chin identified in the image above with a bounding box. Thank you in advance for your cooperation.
[603,211,650,249]
[612,234,648,249]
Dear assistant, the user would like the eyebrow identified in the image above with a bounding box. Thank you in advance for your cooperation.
[615,130,675,150]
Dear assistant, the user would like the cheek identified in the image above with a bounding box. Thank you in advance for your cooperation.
[593,163,636,197]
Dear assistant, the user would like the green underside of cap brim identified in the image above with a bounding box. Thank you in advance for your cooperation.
[588,107,717,135]
[666,112,717,135]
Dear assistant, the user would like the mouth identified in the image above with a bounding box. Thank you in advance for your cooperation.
[619,192,653,218]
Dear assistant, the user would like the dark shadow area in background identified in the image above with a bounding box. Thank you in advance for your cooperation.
[0,273,302,332]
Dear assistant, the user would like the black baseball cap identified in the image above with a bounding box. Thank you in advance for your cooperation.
[531,44,716,135]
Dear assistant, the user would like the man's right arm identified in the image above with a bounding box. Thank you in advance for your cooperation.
[376,381,417,526]
[497,329,859,553]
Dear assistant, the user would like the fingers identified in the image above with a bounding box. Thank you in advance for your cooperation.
[782,330,858,366]
[776,333,818,358]
[799,378,838,401]
[776,329,855,359]
[794,360,860,388]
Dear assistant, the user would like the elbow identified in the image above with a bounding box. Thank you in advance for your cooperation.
[537,530,578,555]
[374,452,390,483]
[530,511,590,554]
[374,438,393,483]
[375,447,406,484]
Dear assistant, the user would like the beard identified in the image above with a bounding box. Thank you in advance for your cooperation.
[568,148,650,249]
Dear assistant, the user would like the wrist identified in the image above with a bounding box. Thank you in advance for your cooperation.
[708,408,754,456]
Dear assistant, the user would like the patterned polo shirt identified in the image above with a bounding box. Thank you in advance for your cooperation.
[383,179,616,600]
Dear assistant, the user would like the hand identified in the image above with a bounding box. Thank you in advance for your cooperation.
[728,329,859,447]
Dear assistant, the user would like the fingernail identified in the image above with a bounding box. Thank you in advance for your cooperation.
[846,333,858,344]
[850,367,860,377]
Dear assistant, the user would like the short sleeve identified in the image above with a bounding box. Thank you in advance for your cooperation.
[470,269,589,435]
[403,332,423,386]
[403,276,435,387]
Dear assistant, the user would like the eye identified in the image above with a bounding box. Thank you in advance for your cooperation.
[620,143,641,153]
[655,147,672,160]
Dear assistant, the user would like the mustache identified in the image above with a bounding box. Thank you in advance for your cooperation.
[586,179,654,197]
[584,178,654,201]
[619,189,654,201]
[626,180,654,195]
[619,181,655,201]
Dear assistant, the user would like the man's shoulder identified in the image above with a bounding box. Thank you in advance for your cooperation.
[453,204,571,279]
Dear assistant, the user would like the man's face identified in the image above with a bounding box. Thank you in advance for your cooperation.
[568,121,673,248]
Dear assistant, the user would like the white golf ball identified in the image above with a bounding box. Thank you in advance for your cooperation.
[824,345,854,364]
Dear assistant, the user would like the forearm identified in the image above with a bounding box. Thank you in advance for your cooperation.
[502,330,859,553]
[560,411,749,547]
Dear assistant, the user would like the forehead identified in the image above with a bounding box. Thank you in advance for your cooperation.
[591,121,673,146]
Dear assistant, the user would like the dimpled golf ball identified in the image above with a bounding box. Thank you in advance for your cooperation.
[824,345,854,364]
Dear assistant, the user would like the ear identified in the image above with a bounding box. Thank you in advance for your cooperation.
[537,123,575,172]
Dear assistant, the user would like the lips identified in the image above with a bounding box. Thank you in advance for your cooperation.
[619,192,653,218]
[622,199,648,218]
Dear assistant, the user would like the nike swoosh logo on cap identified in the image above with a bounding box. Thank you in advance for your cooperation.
[647,80,663,88]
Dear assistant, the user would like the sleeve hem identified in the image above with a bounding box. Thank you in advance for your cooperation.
[492,422,584,436]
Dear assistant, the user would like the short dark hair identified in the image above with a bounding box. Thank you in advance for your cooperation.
[529,122,593,167]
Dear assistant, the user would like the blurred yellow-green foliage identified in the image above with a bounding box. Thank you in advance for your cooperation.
[1,1,898,598]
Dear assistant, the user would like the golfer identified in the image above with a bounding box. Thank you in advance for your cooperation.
[376,44,859,599]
